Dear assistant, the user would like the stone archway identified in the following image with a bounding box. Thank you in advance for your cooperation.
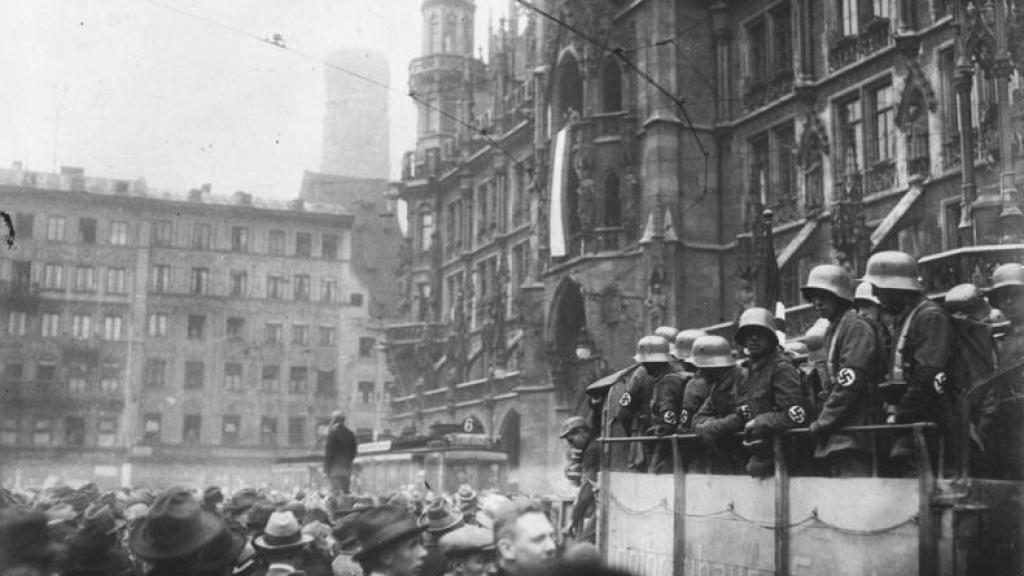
[497,409,521,470]
[547,276,588,408]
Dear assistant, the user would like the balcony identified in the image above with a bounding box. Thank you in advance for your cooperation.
[385,322,450,345]
[941,128,993,173]
[409,54,486,81]
[828,18,893,72]
[0,280,42,312]
[2,380,123,409]
[742,69,795,112]
[865,160,897,195]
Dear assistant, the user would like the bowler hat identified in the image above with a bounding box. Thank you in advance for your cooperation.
[129,487,225,560]
[82,503,126,536]
[353,506,424,561]
[418,499,464,534]
[254,511,314,550]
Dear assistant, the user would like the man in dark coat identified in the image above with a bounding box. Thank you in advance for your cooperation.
[324,411,357,494]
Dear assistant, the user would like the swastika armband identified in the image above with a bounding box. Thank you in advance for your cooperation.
[662,411,677,425]
[933,372,947,394]
[837,368,856,388]
[788,405,807,424]
[679,410,689,425]
[619,392,632,407]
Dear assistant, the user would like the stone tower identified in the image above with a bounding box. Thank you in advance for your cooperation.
[321,48,390,179]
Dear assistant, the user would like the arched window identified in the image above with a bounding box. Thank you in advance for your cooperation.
[601,59,623,112]
[555,54,583,126]
[903,90,930,179]
[603,172,621,226]
[419,209,434,251]
[443,14,457,53]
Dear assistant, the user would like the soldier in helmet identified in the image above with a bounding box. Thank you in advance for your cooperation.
[674,330,709,433]
[615,328,682,472]
[558,416,598,543]
[863,251,954,473]
[697,308,804,477]
[802,264,884,477]
[988,263,1024,368]
[628,334,687,474]
[691,335,748,473]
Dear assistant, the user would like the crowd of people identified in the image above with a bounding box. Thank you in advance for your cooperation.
[606,251,1023,479]
[0,479,627,576]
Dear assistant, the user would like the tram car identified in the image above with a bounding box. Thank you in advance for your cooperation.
[588,245,1024,576]
[272,431,510,495]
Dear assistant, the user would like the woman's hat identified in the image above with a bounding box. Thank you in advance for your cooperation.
[418,499,464,534]
[254,511,314,550]
[353,506,424,561]
[128,487,225,561]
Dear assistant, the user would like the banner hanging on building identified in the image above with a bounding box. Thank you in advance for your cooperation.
[549,126,569,257]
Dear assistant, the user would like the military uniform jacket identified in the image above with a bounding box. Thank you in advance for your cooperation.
[742,349,806,432]
[814,308,883,457]
[649,370,688,432]
[616,367,654,433]
[679,374,710,432]
[890,299,953,422]
[692,367,748,438]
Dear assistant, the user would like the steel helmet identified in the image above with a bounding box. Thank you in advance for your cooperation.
[674,329,707,361]
[783,341,810,362]
[558,416,589,439]
[943,283,991,321]
[989,263,1024,300]
[861,251,923,292]
[734,307,777,345]
[803,318,829,352]
[633,335,672,363]
[801,264,854,302]
[854,282,880,305]
[654,326,680,357]
[689,335,736,368]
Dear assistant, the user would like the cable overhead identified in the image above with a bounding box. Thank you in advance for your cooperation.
[141,0,535,180]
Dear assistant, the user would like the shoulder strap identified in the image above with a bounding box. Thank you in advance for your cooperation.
[890,299,929,383]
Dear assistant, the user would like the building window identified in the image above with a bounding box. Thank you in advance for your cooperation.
[291,324,309,346]
[144,359,167,388]
[47,216,66,241]
[229,271,248,297]
[295,232,312,257]
[359,337,377,357]
[293,275,310,301]
[12,260,31,292]
[288,417,305,446]
[15,213,34,239]
[268,230,286,255]
[419,211,434,251]
[65,416,85,446]
[148,313,168,337]
[7,312,27,336]
[36,362,57,382]
[350,293,364,307]
[143,413,162,442]
[152,220,173,247]
[184,361,205,390]
[187,315,206,340]
[601,59,623,112]
[0,417,17,445]
[222,415,240,445]
[264,322,283,344]
[42,312,61,338]
[322,234,339,259]
[110,221,128,246]
[102,315,123,341]
[267,275,286,299]
[43,264,64,290]
[190,267,209,294]
[773,123,797,208]
[837,95,863,176]
[261,365,280,392]
[230,226,249,252]
[79,218,97,244]
[69,375,88,394]
[100,364,121,393]
[224,363,243,391]
[151,264,171,293]
[106,268,126,294]
[72,313,92,339]
[260,417,278,446]
[97,417,117,447]
[288,366,308,394]
[3,362,23,381]
[316,369,336,397]
[74,266,96,292]
[226,317,245,339]
[321,278,337,303]
[183,414,201,444]
[358,380,375,404]
[318,325,336,346]
[192,223,212,250]
[870,83,895,164]
[32,418,53,446]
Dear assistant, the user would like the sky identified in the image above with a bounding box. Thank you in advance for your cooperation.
[0,0,507,200]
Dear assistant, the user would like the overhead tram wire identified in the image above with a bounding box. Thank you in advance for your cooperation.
[141,0,536,181]
[512,0,711,195]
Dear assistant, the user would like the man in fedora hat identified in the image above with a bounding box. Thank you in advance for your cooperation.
[352,505,427,576]
[324,411,357,495]
[439,525,496,576]
[253,511,331,576]
[63,503,134,576]
[128,487,243,576]
[418,498,465,576]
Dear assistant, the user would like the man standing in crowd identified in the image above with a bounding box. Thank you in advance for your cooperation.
[863,251,953,473]
[351,505,427,576]
[559,416,598,543]
[493,502,558,576]
[802,264,883,476]
[324,411,357,495]
[439,525,496,576]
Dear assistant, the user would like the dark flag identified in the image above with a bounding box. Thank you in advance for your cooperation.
[758,209,781,310]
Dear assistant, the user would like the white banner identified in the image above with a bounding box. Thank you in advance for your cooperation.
[549,126,569,257]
